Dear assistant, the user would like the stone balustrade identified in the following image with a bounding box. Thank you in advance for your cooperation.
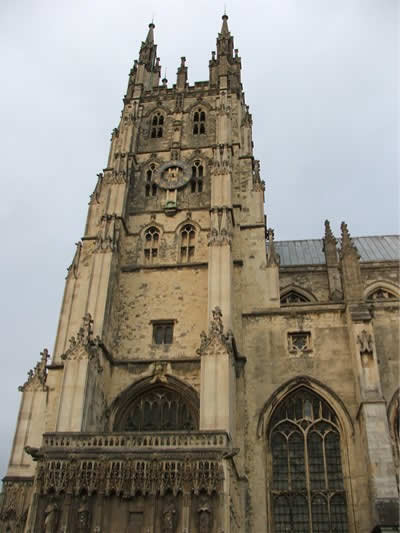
[42,430,230,451]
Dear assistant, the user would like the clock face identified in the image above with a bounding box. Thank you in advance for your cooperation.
[152,160,191,190]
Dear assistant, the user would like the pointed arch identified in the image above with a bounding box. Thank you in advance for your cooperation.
[364,280,400,301]
[143,104,172,119]
[184,99,214,115]
[257,376,354,439]
[108,375,199,432]
[280,285,317,305]
[260,377,354,532]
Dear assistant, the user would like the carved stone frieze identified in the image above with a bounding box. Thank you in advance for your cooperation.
[35,455,224,498]
[197,307,234,357]
[19,348,50,392]
[95,214,122,253]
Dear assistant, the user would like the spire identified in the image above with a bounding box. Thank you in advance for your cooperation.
[139,22,157,66]
[216,13,234,60]
[220,13,230,36]
[145,22,155,44]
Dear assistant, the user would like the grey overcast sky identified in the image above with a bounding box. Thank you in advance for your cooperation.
[0,0,398,479]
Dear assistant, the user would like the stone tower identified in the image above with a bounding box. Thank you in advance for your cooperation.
[1,14,399,533]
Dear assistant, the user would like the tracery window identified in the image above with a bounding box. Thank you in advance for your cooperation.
[118,386,197,431]
[144,226,160,264]
[281,290,310,304]
[191,160,204,193]
[269,388,348,532]
[193,109,206,135]
[366,287,398,301]
[180,224,195,263]
[151,112,164,138]
[145,164,157,197]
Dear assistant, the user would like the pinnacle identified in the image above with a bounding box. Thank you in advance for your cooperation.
[145,22,155,44]
[220,13,230,35]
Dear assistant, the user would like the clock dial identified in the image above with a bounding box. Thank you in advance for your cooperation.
[153,160,191,190]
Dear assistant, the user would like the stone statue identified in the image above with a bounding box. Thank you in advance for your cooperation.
[198,495,212,533]
[77,495,90,530]
[162,497,177,533]
[44,499,58,533]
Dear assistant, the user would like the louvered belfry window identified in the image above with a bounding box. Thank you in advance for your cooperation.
[269,388,348,532]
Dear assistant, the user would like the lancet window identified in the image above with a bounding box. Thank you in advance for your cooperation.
[269,388,348,532]
[151,112,164,138]
[180,224,196,263]
[145,164,157,197]
[144,226,160,264]
[193,109,206,135]
[117,386,197,431]
[281,290,310,304]
[191,160,204,193]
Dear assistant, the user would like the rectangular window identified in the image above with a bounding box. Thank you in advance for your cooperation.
[152,322,174,344]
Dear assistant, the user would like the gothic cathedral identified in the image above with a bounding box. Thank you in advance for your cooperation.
[1,15,399,533]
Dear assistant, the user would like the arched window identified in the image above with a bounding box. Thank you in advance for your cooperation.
[269,388,348,532]
[144,226,160,263]
[191,160,204,193]
[366,287,398,301]
[145,164,157,197]
[193,109,206,135]
[180,224,195,263]
[281,290,310,304]
[116,386,198,431]
[151,112,164,138]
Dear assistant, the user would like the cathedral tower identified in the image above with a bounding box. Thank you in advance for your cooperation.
[1,14,399,533]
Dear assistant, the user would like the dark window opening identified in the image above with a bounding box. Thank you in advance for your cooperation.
[153,322,174,344]
[191,160,204,193]
[151,113,164,138]
[180,224,196,262]
[193,108,206,135]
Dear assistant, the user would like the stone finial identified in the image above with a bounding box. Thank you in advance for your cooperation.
[324,220,336,245]
[340,221,360,259]
[19,348,50,392]
[266,228,280,266]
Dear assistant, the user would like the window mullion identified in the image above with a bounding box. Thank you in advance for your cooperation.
[304,426,313,533]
